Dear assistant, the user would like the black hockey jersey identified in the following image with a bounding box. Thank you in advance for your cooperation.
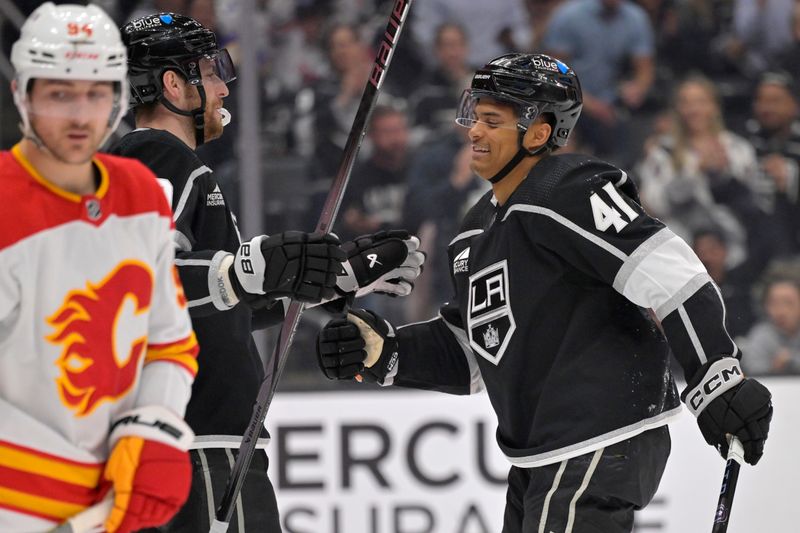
[393,154,740,467]
[110,129,283,436]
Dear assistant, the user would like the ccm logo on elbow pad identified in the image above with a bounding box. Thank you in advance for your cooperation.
[685,359,743,416]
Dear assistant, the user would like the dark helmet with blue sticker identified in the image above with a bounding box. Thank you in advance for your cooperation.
[457,53,582,149]
[121,13,236,145]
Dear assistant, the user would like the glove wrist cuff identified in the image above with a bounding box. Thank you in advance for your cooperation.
[683,358,744,417]
[109,406,194,451]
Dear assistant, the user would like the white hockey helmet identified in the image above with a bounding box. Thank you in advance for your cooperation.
[10,2,129,146]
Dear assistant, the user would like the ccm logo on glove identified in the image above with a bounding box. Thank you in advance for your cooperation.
[686,359,743,415]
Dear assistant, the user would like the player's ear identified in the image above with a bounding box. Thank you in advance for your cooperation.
[523,120,551,152]
[160,70,184,102]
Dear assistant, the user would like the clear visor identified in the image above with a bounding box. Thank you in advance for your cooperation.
[455,88,539,131]
[200,49,237,84]
[25,80,120,119]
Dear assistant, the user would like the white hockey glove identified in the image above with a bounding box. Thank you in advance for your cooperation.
[316,308,399,385]
[337,230,425,298]
[681,357,772,465]
[223,231,346,307]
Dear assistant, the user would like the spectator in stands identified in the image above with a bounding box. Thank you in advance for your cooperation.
[729,0,795,76]
[340,105,412,240]
[542,0,655,162]
[636,75,764,267]
[742,268,800,375]
[692,228,759,338]
[744,71,800,255]
[776,1,800,74]
[296,22,373,179]
[409,23,473,132]
[412,0,532,68]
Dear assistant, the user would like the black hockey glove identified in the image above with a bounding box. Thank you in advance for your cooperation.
[681,357,773,465]
[337,230,425,298]
[317,308,399,384]
[230,231,346,305]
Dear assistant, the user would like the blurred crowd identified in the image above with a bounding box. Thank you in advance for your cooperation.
[2,0,800,382]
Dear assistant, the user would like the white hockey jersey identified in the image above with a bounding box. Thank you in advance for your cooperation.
[0,145,199,528]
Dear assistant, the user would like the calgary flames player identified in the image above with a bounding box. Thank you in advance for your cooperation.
[0,4,199,532]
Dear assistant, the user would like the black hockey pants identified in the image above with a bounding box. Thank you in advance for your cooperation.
[503,426,670,533]
[137,447,281,533]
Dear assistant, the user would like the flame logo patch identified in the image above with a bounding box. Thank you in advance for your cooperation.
[47,261,154,416]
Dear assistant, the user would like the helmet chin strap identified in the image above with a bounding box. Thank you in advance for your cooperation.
[488,129,549,184]
[159,83,208,146]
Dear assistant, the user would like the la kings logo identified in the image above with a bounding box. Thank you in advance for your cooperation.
[467,260,516,365]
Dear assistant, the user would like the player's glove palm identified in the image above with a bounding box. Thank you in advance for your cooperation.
[337,230,425,298]
[103,406,194,533]
[231,231,346,305]
[682,358,772,465]
[317,308,399,384]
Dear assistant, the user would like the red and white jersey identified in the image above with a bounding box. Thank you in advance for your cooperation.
[0,145,199,528]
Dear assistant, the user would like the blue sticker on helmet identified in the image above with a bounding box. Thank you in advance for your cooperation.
[160,14,173,25]
[555,60,568,74]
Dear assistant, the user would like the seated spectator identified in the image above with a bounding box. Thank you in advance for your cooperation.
[542,0,655,163]
[692,227,759,338]
[742,266,800,375]
[636,75,765,266]
[743,71,800,255]
[729,0,795,76]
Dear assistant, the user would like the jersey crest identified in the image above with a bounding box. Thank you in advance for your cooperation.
[467,260,516,365]
[47,261,154,416]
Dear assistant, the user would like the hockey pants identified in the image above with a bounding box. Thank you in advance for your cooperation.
[503,425,670,533]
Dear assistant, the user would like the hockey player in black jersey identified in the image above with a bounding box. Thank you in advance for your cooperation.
[110,13,424,533]
[317,54,773,533]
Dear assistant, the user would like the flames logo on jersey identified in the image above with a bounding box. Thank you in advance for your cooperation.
[47,261,154,417]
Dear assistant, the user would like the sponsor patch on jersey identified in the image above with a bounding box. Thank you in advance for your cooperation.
[206,184,225,207]
[453,247,470,274]
[467,260,516,365]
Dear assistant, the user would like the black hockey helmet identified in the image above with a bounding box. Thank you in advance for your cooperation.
[121,13,235,145]
[455,53,582,183]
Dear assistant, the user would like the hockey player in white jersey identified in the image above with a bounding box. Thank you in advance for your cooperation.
[0,4,199,532]
[317,54,773,532]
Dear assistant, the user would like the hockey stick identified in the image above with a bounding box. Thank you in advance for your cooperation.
[49,494,113,533]
[210,1,414,530]
[711,436,745,533]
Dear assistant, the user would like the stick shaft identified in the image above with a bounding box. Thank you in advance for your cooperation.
[213,0,414,528]
[711,436,744,533]
[49,495,113,533]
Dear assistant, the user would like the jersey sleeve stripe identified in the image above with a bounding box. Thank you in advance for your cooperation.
[710,281,738,356]
[613,232,710,313]
[448,229,484,247]
[612,228,674,294]
[503,205,628,261]
[0,440,102,488]
[175,230,193,252]
[678,305,708,364]
[173,165,211,222]
[187,295,214,308]
[653,272,714,321]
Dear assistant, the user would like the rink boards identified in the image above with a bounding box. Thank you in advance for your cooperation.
[267,378,795,533]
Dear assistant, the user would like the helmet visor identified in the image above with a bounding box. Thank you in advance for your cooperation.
[455,89,539,131]
[25,80,119,119]
[200,48,236,84]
